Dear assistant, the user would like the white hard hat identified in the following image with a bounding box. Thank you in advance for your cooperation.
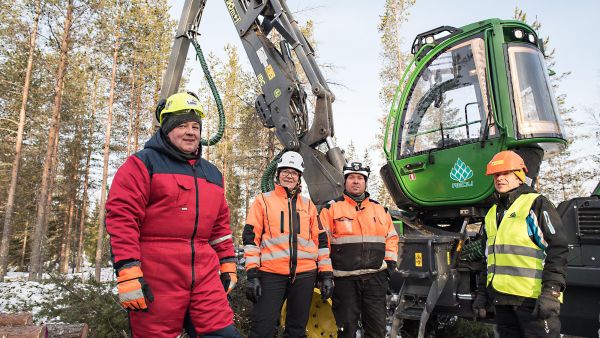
[277,151,304,173]
[343,161,370,179]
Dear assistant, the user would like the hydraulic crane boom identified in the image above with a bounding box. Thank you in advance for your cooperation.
[160,0,346,205]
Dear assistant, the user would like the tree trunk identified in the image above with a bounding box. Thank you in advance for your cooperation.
[0,326,46,338]
[34,122,61,280]
[152,59,162,128]
[267,129,275,164]
[58,196,75,273]
[95,4,121,282]
[76,78,97,274]
[60,114,84,273]
[245,166,250,214]
[126,50,136,157]
[29,0,74,281]
[205,114,211,161]
[46,323,89,338]
[132,81,142,152]
[75,200,86,273]
[0,0,42,281]
[0,312,33,326]
[20,223,28,269]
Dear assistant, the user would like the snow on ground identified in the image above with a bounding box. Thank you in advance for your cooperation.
[0,268,116,323]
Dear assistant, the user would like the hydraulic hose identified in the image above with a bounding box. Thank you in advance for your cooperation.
[189,36,225,146]
[190,34,283,191]
[261,151,284,193]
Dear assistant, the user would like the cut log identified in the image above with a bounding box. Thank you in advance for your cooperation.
[0,312,33,326]
[0,325,47,338]
[46,323,89,338]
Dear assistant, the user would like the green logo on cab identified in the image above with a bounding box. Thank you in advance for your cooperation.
[450,158,474,189]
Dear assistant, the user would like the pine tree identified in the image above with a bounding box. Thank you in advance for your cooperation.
[94,0,122,283]
[0,0,42,280]
[29,0,75,281]
[374,0,415,208]
[344,140,357,161]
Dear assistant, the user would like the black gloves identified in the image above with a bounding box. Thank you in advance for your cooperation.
[385,260,397,278]
[245,268,262,303]
[472,289,488,319]
[318,277,334,301]
[533,287,561,320]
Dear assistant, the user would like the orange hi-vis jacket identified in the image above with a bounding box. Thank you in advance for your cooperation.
[319,194,399,277]
[243,185,333,278]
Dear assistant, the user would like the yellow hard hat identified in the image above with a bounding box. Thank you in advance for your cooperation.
[157,92,205,124]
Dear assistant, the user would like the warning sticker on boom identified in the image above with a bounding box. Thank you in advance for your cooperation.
[225,0,240,24]
[415,252,422,267]
[266,64,276,80]
[257,74,266,87]
[257,47,268,67]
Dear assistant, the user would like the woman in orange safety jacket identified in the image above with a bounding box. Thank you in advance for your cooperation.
[242,151,333,338]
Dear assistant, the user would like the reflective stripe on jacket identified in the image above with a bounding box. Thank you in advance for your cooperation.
[243,185,332,277]
[485,193,545,299]
[319,194,398,277]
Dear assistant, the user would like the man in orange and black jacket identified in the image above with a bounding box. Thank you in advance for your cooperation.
[319,161,399,338]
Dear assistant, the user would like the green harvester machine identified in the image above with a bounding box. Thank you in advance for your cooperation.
[381,19,600,337]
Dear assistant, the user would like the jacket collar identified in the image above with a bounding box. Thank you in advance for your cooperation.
[144,130,201,163]
[273,184,299,199]
[494,183,536,210]
[343,191,371,207]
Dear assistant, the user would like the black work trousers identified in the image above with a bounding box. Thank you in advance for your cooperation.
[494,303,561,338]
[331,270,388,338]
[248,270,316,338]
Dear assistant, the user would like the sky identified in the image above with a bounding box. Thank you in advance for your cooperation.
[166,0,600,162]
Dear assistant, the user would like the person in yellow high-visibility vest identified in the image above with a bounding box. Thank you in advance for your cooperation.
[472,150,568,338]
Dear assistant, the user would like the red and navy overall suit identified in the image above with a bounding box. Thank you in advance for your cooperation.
[106,131,238,337]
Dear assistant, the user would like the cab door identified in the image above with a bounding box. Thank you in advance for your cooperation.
[392,37,500,206]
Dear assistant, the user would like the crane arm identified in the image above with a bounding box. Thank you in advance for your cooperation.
[160,0,345,205]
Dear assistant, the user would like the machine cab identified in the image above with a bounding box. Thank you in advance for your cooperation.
[381,19,566,216]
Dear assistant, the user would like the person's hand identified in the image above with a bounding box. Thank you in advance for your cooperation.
[385,260,397,278]
[245,268,261,303]
[220,262,237,294]
[318,277,334,301]
[532,288,561,319]
[117,265,154,311]
[472,289,488,319]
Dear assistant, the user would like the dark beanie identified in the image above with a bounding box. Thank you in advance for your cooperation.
[161,111,202,135]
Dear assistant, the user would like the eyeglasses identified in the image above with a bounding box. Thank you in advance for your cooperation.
[280,169,300,178]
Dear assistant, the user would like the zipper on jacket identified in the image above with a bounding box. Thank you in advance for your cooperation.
[190,165,200,290]
[288,196,298,282]
[280,211,284,233]
[358,203,366,269]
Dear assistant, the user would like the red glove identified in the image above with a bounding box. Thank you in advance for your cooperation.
[117,265,154,311]
[220,262,237,294]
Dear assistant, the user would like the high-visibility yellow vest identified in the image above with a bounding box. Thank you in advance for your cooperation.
[485,193,545,299]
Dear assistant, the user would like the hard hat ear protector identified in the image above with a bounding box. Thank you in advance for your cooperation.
[155,91,201,124]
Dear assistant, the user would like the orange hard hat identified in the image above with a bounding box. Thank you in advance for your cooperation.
[486,150,528,176]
